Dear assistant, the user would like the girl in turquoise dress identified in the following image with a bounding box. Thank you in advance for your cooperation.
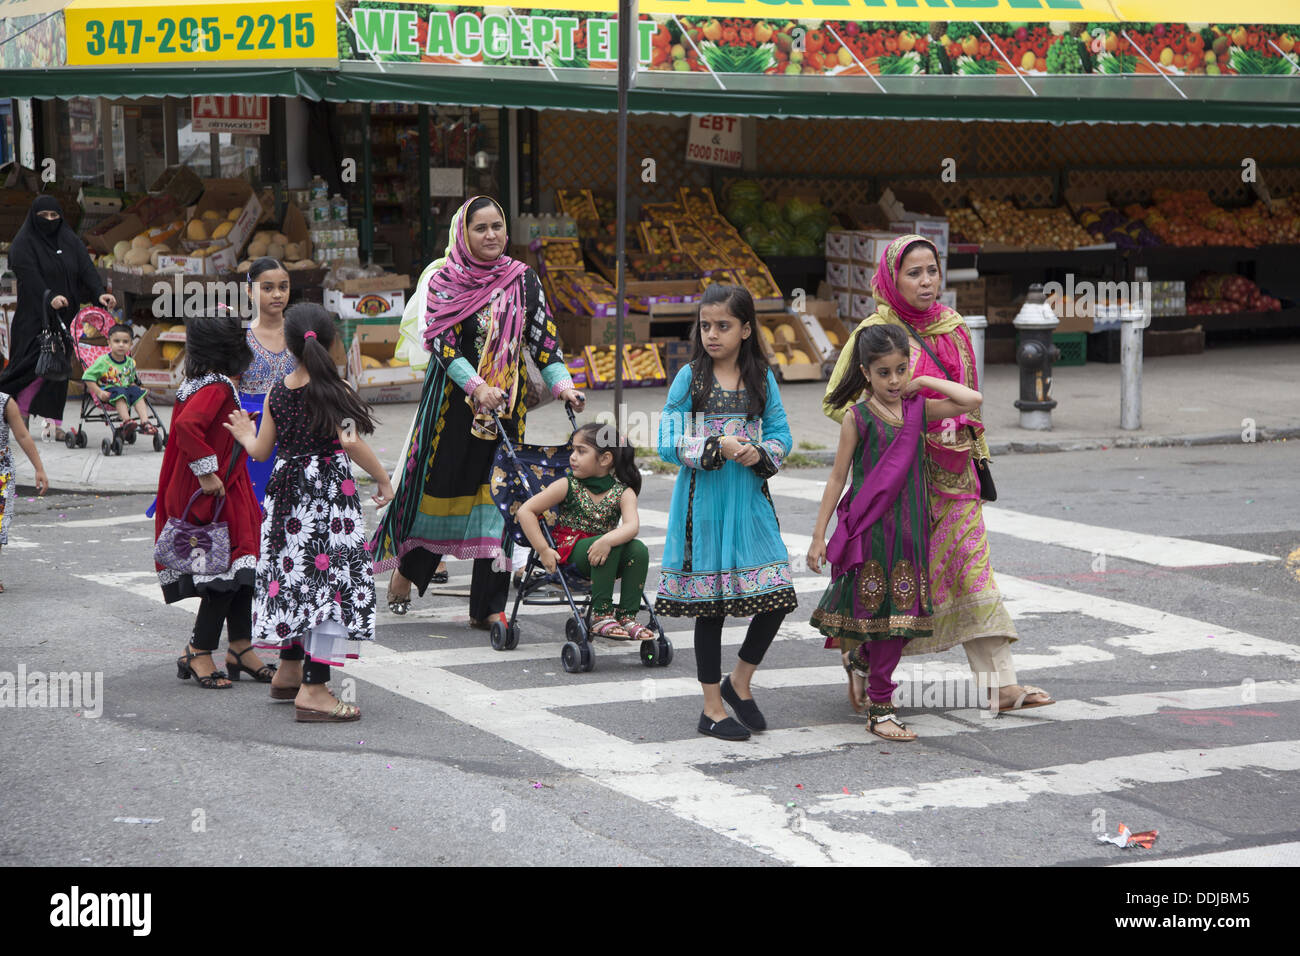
[656,285,796,742]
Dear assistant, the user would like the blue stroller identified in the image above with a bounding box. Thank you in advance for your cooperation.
[487,405,673,674]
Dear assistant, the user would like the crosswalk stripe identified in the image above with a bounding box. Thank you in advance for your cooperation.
[28,513,153,529]
[350,644,922,867]
[805,740,1300,816]
[648,681,1300,765]
[764,473,1277,568]
[1112,841,1300,867]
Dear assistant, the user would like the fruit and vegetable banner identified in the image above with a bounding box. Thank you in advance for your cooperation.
[339,5,1300,77]
[0,10,67,69]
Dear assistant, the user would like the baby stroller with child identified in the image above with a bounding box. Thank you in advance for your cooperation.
[63,306,168,456]
[487,405,673,674]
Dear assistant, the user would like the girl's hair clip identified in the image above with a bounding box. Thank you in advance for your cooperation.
[303,330,318,340]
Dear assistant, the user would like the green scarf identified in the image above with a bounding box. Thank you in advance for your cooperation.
[577,473,616,494]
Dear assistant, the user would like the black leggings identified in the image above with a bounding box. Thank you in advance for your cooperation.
[400,549,509,619]
[278,643,331,684]
[190,587,253,652]
[693,610,786,685]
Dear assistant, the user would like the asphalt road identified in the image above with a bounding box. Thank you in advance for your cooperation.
[1,439,1297,867]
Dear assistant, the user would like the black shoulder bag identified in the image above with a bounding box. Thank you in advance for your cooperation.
[34,294,76,382]
[904,326,997,502]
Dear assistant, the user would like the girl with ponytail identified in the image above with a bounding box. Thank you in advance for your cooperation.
[516,422,652,641]
[224,304,393,722]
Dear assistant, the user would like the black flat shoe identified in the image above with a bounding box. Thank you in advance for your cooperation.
[431,568,449,584]
[721,675,767,732]
[697,713,750,741]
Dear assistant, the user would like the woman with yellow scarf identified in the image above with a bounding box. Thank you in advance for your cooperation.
[822,234,1053,715]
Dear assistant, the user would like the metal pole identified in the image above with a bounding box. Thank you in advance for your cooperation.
[965,313,987,394]
[613,0,636,432]
[418,104,431,260]
[362,102,373,265]
[208,132,220,177]
[1120,308,1143,430]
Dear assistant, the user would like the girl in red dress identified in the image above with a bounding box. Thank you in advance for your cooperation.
[154,315,269,689]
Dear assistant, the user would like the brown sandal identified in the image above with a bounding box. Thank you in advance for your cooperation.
[867,703,917,742]
[294,700,361,722]
[269,685,299,701]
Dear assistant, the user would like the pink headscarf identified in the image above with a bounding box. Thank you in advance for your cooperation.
[424,197,529,381]
[870,233,951,333]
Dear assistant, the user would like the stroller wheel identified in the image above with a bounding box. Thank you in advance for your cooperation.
[101,437,113,456]
[580,642,595,672]
[564,617,587,645]
[64,429,77,449]
[77,430,88,448]
[656,635,674,667]
[504,622,519,650]
[561,641,582,674]
[489,618,508,651]
[125,429,137,445]
[112,437,123,456]
[153,433,165,452]
[639,639,658,667]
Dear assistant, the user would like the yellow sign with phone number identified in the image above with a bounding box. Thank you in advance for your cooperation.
[64,0,337,66]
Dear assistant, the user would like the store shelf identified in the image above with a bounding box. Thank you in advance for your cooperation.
[1148,306,1300,334]
[948,248,1122,270]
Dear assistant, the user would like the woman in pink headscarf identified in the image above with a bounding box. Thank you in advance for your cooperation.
[370,196,584,624]
[822,234,1053,715]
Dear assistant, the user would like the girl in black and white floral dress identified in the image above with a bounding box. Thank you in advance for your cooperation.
[225,304,394,723]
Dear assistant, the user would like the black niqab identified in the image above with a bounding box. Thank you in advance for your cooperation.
[16,195,80,301]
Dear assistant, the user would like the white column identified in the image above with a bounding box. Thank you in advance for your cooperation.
[1120,308,1144,431]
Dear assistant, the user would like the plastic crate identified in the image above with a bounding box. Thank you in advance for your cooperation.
[1016,330,1087,367]
[1053,331,1087,367]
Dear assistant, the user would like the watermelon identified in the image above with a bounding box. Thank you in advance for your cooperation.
[759,201,784,228]
[742,222,769,248]
[795,217,827,242]
[728,179,764,205]
[754,234,785,257]
[769,221,795,242]
[788,236,818,257]
[725,201,759,229]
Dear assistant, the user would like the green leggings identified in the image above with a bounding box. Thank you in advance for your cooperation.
[569,537,650,617]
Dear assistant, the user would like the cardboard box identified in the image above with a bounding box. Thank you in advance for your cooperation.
[565,355,591,390]
[181,178,261,258]
[530,236,583,273]
[150,165,204,207]
[794,299,849,361]
[939,289,957,311]
[824,230,852,262]
[825,260,851,290]
[623,343,666,388]
[832,290,852,320]
[849,262,877,295]
[556,312,651,350]
[85,212,145,254]
[156,246,239,276]
[281,202,313,263]
[949,277,986,315]
[330,274,410,295]
[890,219,950,260]
[133,322,186,391]
[78,185,123,215]
[849,231,895,266]
[986,304,1018,325]
[324,286,406,320]
[851,293,876,321]
[348,325,424,403]
[758,313,822,382]
[583,345,630,390]
[985,274,1015,305]
[654,338,693,381]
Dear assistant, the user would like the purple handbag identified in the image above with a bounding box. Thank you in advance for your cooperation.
[153,489,231,575]
[153,447,243,575]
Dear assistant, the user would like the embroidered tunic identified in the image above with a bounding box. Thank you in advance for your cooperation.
[239,327,298,503]
[654,364,797,619]
[551,477,627,563]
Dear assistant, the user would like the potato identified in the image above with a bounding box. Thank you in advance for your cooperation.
[113,240,132,260]
[186,220,208,241]
[266,243,285,260]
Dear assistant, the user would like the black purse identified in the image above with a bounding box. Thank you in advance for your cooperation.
[34,300,75,382]
[904,326,997,502]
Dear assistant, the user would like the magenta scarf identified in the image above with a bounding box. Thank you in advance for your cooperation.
[826,394,924,579]
[423,197,529,381]
[870,233,948,332]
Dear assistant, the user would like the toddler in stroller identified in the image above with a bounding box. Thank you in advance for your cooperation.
[491,412,672,674]
[65,307,167,455]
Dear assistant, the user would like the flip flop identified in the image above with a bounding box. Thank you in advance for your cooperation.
[295,700,361,723]
[994,684,1055,714]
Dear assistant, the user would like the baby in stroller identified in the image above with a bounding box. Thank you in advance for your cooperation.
[81,323,155,436]
[516,422,654,641]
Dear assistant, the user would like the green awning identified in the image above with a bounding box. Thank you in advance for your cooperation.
[2,65,1298,125]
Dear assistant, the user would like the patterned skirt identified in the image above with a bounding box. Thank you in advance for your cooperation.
[811,554,933,644]
[902,495,1017,657]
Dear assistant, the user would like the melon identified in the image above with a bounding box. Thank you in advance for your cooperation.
[760,326,775,345]
[131,235,152,251]
[284,242,304,261]
[777,323,796,342]
[759,201,783,228]
[271,232,288,246]
[236,260,253,273]
[253,231,273,243]
[266,243,285,260]
[123,248,150,267]
[360,355,382,370]
[227,206,243,221]
[161,343,183,362]
[727,179,764,205]
[140,264,155,275]
[773,352,788,366]
[186,220,208,241]
[201,210,222,221]
[825,329,840,347]
[248,239,269,258]
[113,240,132,260]
[212,221,234,240]
[790,349,810,364]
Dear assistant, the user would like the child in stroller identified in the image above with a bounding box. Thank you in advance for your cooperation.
[489,412,672,674]
[64,307,167,456]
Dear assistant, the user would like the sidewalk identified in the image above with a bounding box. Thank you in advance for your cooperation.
[12,341,1300,494]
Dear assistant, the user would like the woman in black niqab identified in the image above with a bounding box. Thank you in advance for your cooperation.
[0,195,116,425]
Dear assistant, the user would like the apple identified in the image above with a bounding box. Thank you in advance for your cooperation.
[674,59,690,71]
[837,45,852,67]
[671,44,685,59]
[1203,49,1216,64]
[775,31,793,54]
[790,49,803,64]
[1212,36,1229,58]
[1159,46,1173,66]
[1015,27,1027,41]
[785,62,801,75]
[1205,63,1220,74]
[1021,51,1036,71]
